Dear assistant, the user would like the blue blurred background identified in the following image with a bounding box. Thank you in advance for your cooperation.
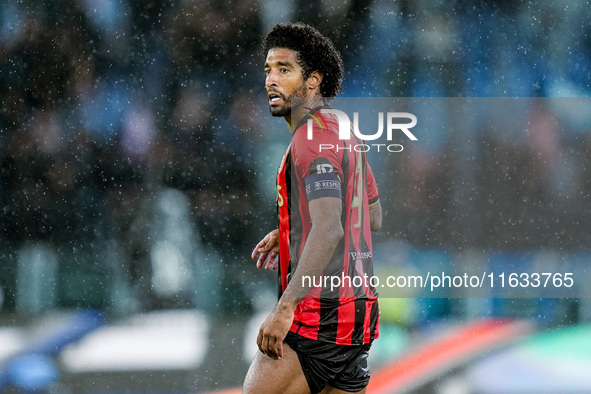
[0,0,590,392]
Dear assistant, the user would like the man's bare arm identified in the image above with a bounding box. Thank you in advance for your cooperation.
[277,196,343,307]
[257,196,343,359]
[370,200,382,231]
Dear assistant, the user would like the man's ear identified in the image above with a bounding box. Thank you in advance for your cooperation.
[307,70,323,92]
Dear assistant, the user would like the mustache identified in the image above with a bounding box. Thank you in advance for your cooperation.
[267,88,287,101]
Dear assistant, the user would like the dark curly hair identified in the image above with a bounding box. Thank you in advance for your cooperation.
[263,22,344,98]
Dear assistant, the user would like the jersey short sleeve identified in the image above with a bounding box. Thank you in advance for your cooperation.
[292,117,344,202]
[366,162,379,206]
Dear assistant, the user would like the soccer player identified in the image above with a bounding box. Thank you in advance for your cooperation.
[243,23,382,394]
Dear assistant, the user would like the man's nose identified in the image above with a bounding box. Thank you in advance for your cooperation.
[266,70,278,87]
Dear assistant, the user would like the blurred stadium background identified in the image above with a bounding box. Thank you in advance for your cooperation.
[1,0,590,392]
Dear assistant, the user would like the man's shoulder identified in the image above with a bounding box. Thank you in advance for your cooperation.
[292,114,340,147]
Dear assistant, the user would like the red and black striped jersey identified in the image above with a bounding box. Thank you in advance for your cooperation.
[276,106,380,346]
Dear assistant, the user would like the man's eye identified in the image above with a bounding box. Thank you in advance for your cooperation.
[281,68,289,73]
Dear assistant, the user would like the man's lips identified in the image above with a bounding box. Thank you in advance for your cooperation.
[268,92,283,105]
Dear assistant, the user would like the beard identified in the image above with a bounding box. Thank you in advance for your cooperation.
[269,97,291,117]
[269,82,308,117]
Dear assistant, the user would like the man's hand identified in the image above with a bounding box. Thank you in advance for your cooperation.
[257,305,294,360]
[252,229,279,270]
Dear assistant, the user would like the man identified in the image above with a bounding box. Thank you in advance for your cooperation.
[243,23,382,394]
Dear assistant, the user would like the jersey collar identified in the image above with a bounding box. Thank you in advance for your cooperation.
[292,104,331,135]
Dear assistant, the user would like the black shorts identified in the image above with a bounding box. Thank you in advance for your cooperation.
[284,331,372,394]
